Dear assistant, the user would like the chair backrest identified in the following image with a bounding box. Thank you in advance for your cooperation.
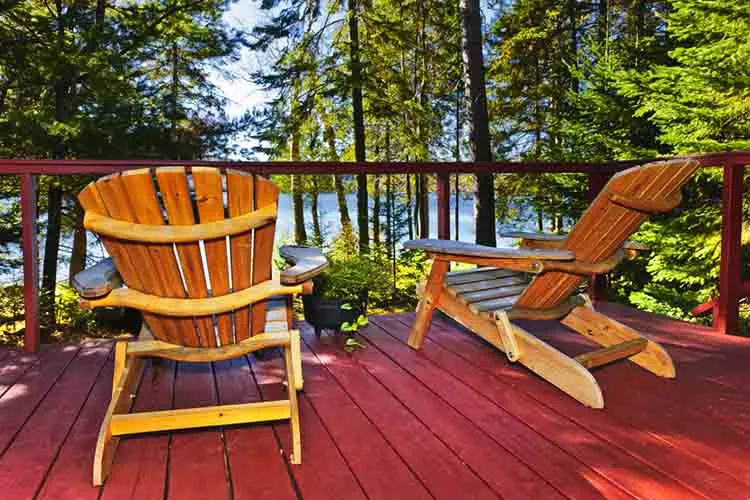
[514,159,699,310]
[79,167,279,347]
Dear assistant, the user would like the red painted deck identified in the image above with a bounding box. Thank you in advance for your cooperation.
[1,303,749,499]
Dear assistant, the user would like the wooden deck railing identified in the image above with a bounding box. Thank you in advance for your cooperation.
[2,151,747,351]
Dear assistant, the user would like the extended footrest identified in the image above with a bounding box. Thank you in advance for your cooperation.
[574,338,648,369]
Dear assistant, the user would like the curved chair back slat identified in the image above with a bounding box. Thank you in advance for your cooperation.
[514,159,699,310]
[79,167,279,347]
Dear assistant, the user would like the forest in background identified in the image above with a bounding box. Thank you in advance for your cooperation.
[0,0,748,342]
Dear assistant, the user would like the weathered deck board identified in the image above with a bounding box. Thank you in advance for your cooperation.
[300,326,502,500]
[0,342,111,498]
[214,356,297,500]
[99,359,175,500]
[402,312,750,499]
[0,305,748,500]
[167,361,229,500]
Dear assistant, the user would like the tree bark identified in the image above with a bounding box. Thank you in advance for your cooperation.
[418,174,429,238]
[68,205,86,286]
[348,0,368,252]
[310,178,322,244]
[372,175,381,245]
[324,121,353,235]
[460,0,495,246]
[290,117,307,244]
[406,173,413,240]
[41,183,62,327]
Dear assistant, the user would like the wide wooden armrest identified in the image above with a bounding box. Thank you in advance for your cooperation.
[279,245,329,285]
[404,239,575,261]
[501,231,648,254]
[71,258,123,299]
[80,279,312,316]
[500,231,567,243]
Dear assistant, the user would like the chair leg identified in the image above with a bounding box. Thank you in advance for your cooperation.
[408,260,449,350]
[437,291,604,408]
[290,329,304,391]
[93,342,144,486]
[561,306,676,378]
[284,343,302,465]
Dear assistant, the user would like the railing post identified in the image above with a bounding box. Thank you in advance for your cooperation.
[715,158,743,335]
[436,172,450,240]
[587,171,609,301]
[21,174,39,352]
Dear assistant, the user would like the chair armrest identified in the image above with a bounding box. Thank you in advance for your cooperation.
[403,239,575,261]
[500,231,567,243]
[279,245,329,286]
[501,231,648,255]
[71,258,123,299]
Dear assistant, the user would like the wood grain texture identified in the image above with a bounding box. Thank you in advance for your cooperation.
[251,176,279,336]
[156,167,217,346]
[192,167,234,345]
[79,176,180,343]
[226,170,255,341]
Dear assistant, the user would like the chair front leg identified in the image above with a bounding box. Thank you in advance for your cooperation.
[284,340,302,464]
[408,259,449,350]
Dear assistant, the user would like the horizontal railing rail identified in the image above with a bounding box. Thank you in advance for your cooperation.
[4,151,748,351]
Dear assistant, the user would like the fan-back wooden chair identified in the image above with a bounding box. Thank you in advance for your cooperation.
[72,167,328,485]
[404,159,699,408]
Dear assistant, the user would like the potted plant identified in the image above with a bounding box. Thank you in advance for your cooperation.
[302,235,388,337]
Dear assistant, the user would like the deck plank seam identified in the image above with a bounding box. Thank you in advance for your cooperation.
[396,314,738,499]
[162,359,179,500]
[0,347,50,401]
[363,318,592,500]
[243,353,305,500]
[367,316,640,500]
[209,361,237,500]
[296,328,442,500]
[0,344,82,461]
[34,343,115,500]
[299,325,507,499]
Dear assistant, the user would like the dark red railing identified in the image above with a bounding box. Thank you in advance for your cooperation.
[3,151,747,351]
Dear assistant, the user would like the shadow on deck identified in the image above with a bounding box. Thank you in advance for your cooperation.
[0,303,749,499]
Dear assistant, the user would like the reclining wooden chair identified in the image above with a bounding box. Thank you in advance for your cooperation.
[405,159,699,408]
[72,167,328,485]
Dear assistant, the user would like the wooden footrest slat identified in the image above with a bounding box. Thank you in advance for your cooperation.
[110,400,292,436]
[444,268,520,286]
[459,284,529,304]
[449,275,529,294]
[575,338,648,369]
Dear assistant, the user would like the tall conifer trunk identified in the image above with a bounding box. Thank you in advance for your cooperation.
[348,0,368,252]
[325,122,353,235]
[460,0,495,246]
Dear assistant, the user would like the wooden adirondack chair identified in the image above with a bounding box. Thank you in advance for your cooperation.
[72,167,328,485]
[404,159,699,408]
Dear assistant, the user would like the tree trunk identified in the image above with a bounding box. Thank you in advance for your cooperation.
[290,119,307,244]
[41,183,62,327]
[461,0,495,246]
[68,205,86,286]
[291,175,307,244]
[418,174,429,238]
[310,178,322,245]
[42,0,67,327]
[372,175,381,245]
[406,173,413,240]
[348,0,368,252]
[324,121,353,235]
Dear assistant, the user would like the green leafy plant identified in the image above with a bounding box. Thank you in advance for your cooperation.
[340,314,368,352]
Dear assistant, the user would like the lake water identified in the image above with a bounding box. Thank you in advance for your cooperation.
[5,192,550,285]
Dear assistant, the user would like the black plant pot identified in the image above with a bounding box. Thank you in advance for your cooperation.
[302,295,362,336]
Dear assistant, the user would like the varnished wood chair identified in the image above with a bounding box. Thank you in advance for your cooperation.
[404,159,699,408]
[72,167,328,485]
